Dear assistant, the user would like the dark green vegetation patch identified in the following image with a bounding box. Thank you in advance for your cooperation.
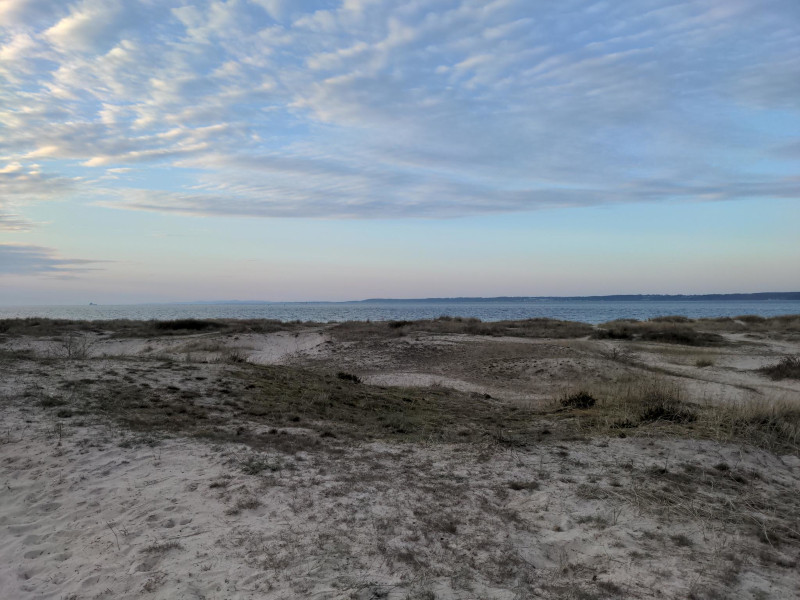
[592,319,725,346]
[56,362,551,452]
[759,355,800,380]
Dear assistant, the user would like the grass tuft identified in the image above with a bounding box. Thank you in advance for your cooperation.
[142,541,182,553]
[759,355,800,380]
[561,391,597,409]
[639,394,697,424]
[336,371,362,384]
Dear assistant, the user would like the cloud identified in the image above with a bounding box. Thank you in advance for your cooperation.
[0,0,65,27]
[0,0,798,221]
[0,165,75,231]
[0,165,76,200]
[0,244,103,275]
[100,173,800,220]
[44,0,123,52]
[0,212,35,231]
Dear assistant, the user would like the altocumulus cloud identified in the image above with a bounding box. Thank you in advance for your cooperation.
[0,161,76,230]
[0,0,798,219]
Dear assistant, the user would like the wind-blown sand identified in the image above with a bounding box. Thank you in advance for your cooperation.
[1,317,799,599]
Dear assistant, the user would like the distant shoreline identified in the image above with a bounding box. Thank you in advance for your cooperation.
[182,292,800,305]
[3,295,799,324]
[4,292,800,309]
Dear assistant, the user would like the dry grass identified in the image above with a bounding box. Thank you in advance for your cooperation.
[701,314,800,333]
[592,314,800,345]
[560,390,597,409]
[15,342,800,456]
[759,355,800,380]
[592,319,725,346]
[561,377,800,454]
[331,316,594,341]
[53,360,550,451]
[141,541,182,554]
[0,317,302,338]
[703,399,800,453]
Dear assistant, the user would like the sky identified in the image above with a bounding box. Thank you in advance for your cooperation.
[1,0,799,304]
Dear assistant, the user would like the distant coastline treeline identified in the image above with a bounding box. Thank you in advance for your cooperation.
[186,292,800,305]
[357,293,800,303]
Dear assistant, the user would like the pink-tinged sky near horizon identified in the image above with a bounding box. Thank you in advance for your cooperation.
[1,0,799,304]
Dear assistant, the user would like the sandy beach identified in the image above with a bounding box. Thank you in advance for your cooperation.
[1,316,799,599]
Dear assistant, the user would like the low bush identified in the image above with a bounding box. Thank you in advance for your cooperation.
[650,315,693,323]
[336,371,362,384]
[154,319,223,331]
[637,382,696,423]
[592,319,723,346]
[331,317,594,341]
[508,480,540,491]
[561,391,597,409]
[639,327,723,346]
[759,356,800,380]
[639,401,696,424]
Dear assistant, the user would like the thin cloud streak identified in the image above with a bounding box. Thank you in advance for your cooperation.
[0,244,105,275]
[100,176,800,220]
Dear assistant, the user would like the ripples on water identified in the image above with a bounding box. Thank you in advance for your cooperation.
[1,300,799,325]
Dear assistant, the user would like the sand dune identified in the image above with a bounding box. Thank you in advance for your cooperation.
[1,317,799,599]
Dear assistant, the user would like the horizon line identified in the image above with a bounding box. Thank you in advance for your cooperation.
[4,291,800,307]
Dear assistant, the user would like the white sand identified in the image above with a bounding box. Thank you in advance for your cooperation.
[2,324,799,598]
[3,398,799,599]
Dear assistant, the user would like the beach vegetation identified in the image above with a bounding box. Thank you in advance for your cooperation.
[759,355,800,380]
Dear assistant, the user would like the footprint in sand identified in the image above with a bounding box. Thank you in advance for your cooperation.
[34,501,61,514]
[23,549,45,559]
[22,533,49,545]
[8,522,38,534]
[52,529,82,543]
[130,555,160,573]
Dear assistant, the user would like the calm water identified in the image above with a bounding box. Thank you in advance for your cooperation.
[1,300,798,325]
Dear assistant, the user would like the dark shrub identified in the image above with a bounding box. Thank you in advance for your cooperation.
[561,391,596,409]
[508,480,540,491]
[336,371,362,384]
[639,402,696,424]
[639,328,723,346]
[591,320,637,340]
[650,315,693,323]
[736,315,766,323]
[759,356,800,380]
[593,319,723,346]
[154,319,222,331]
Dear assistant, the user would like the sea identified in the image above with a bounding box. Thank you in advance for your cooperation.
[1,299,799,325]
